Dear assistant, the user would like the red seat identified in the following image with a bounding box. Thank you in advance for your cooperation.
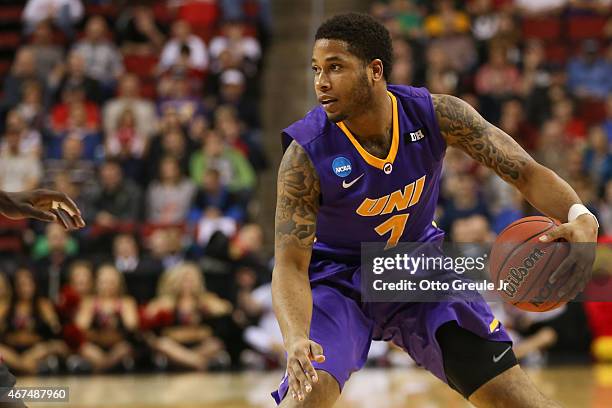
[0,32,20,48]
[522,17,561,40]
[578,99,607,126]
[0,216,27,253]
[545,42,569,64]
[123,54,159,77]
[568,16,607,40]
[0,6,22,21]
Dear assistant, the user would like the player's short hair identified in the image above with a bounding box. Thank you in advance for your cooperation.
[315,12,393,81]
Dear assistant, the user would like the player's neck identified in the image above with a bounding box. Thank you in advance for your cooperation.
[343,89,392,142]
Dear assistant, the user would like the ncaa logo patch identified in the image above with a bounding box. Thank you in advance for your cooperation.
[332,156,352,178]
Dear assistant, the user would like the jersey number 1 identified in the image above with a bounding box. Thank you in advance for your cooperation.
[375,213,409,249]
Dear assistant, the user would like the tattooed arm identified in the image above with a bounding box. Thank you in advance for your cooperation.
[272,140,325,400]
[432,94,589,225]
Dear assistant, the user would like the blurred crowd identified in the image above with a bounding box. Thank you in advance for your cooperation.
[0,0,279,374]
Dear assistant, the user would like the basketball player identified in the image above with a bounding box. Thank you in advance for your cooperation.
[0,189,85,407]
[272,13,598,408]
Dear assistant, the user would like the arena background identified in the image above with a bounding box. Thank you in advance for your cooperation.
[0,0,610,406]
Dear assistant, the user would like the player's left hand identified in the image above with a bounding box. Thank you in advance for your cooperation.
[539,214,598,300]
[1,189,86,230]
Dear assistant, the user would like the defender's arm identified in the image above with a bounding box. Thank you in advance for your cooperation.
[273,140,325,400]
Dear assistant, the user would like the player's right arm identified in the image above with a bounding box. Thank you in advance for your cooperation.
[272,140,326,401]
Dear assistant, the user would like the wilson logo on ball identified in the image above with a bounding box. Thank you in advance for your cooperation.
[501,247,546,298]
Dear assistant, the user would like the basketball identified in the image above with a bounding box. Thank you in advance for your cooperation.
[489,216,570,312]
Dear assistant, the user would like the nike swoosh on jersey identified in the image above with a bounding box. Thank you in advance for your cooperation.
[342,174,364,189]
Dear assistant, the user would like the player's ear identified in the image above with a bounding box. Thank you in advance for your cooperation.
[370,59,384,82]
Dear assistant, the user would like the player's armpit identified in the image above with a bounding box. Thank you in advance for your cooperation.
[275,140,321,255]
[432,93,534,188]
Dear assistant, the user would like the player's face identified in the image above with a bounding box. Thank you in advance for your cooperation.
[312,39,373,123]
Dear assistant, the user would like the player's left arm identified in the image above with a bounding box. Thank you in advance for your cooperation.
[432,93,597,298]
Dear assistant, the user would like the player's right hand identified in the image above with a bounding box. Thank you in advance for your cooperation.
[285,338,325,401]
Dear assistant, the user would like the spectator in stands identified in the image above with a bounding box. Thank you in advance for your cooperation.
[498,98,538,151]
[598,180,612,235]
[75,264,139,372]
[439,172,490,233]
[535,119,569,176]
[89,160,142,227]
[450,214,495,244]
[0,128,42,192]
[49,103,102,161]
[147,227,185,271]
[209,21,261,75]
[0,268,67,374]
[424,0,470,37]
[242,282,284,368]
[57,261,92,359]
[195,207,238,247]
[105,107,148,161]
[103,74,157,139]
[145,125,194,184]
[424,44,458,95]
[15,81,46,130]
[43,137,97,193]
[58,260,94,324]
[191,167,244,222]
[189,131,256,204]
[582,125,612,193]
[567,39,612,100]
[112,233,163,304]
[146,156,196,224]
[33,223,78,300]
[551,97,587,142]
[1,48,42,111]
[389,38,414,86]
[519,40,550,98]
[217,110,267,170]
[429,24,477,76]
[22,0,83,38]
[216,69,259,128]
[475,45,521,120]
[47,51,102,105]
[116,5,166,55]
[2,109,42,158]
[159,20,208,73]
[143,262,231,370]
[468,0,502,43]
[158,75,207,127]
[605,94,612,143]
[23,21,64,80]
[73,15,123,95]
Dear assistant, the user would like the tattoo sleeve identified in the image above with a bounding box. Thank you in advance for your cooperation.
[432,94,533,187]
[275,140,320,252]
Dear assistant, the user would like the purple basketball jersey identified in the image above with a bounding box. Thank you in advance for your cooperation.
[282,85,446,263]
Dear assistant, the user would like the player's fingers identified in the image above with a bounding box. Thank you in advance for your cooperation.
[309,341,326,364]
[289,361,308,401]
[548,251,576,284]
[292,357,311,397]
[296,355,314,392]
[43,190,82,215]
[539,225,567,243]
[19,204,56,222]
[287,368,300,401]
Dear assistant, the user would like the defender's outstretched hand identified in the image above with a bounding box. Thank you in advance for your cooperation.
[539,214,598,299]
[285,338,326,401]
[0,189,86,230]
